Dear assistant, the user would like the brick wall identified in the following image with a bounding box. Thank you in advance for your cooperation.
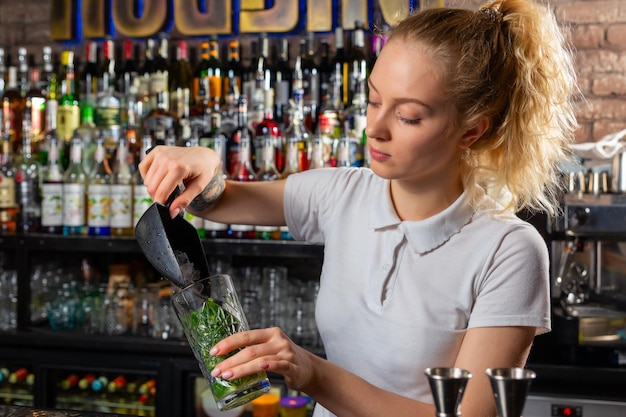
[0,0,621,145]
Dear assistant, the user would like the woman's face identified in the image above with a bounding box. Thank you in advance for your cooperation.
[366,38,470,189]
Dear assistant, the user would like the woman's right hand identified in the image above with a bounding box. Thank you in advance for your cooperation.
[138,145,221,218]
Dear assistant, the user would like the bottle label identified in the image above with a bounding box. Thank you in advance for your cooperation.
[57,105,81,141]
[110,184,132,228]
[133,184,153,226]
[87,184,110,226]
[63,183,85,226]
[95,105,121,127]
[41,183,64,226]
[0,174,16,208]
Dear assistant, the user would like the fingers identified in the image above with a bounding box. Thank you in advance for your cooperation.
[209,328,295,380]
[138,146,217,215]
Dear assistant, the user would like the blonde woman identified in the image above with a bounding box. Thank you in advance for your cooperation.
[140,1,578,415]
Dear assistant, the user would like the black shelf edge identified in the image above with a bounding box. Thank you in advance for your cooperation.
[0,234,323,258]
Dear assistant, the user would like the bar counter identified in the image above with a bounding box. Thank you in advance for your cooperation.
[0,405,136,417]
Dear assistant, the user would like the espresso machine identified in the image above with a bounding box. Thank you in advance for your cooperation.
[521,182,626,417]
[550,192,626,356]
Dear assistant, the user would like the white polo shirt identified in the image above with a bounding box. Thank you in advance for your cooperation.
[284,167,550,416]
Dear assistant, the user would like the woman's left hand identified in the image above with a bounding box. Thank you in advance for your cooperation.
[209,327,316,391]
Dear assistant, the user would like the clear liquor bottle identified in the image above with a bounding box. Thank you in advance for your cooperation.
[299,33,320,131]
[342,75,367,167]
[62,134,87,235]
[76,104,99,176]
[283,58,312,173]
[0,47,6,97]
[25,67,47,147]
[202,120,229,238]
[80,41,99,109]
[110,136,133,236]
[41,134,64,234]
[254,89,283,172]
[86,136,111,236]
[229,115,256,239]
[0,137,17,234]
[14,118,41,233]
[132,134,153,229]
[16,47,29,97]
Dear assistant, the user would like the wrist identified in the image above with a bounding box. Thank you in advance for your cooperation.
[188,172,225,213]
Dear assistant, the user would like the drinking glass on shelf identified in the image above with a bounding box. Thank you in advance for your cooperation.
[172,274,271,411]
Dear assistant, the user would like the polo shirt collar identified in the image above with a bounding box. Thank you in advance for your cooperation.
[370,182,478,254]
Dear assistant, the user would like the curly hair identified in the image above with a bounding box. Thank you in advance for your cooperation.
[388,0,579,216]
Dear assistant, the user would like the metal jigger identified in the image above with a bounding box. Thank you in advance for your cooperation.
[425,367,472,417]
[486,368,536,417]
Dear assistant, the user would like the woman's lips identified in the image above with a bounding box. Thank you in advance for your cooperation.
[369,146,390,162]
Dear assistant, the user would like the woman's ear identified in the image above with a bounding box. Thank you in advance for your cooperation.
[459,116,490,149]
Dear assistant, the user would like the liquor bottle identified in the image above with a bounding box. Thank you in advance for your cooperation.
[223,40,243,104]
[25,67,47,145]
[348,21,368,105]
[94,68,122,163]
[137,38,155,114]
[14,118,41,233]
[207,35,223,109]
[369,29,387,73]
[342,74,367,167]
[226,95,252,174]
[0,137,17,234]
[254,89,283,171]
[0,47,6,97]
[80,41,99,109]
[318,39,333,109]
[16,47,30,97]
[315,112,340,168]
[132,134,153,229]
[120,39,138,96]
[142,91,179,146]
[273,38,292,127]
[57,51,81,145]
[169,39,193,120]
[62,134,87,235]
[98,36,118,95]
[308,130,325,170]
[300,33,320,131]
[255,135,281,181]
[40,46,58,104]
[2,66,24,152]
[192,40,210,114]
[110,136,133,236]
[75,104,99,176]
[281,136,301,178]
[229,101,256,239]
[336,129,351,168]
[283,58,312,173]
[203,120,229,238]
[41,134,64,234]
[150,33,170,110]
[87,136,111,236]
[333,27,350,107]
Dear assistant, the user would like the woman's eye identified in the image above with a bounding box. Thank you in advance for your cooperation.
[398,116,421,125]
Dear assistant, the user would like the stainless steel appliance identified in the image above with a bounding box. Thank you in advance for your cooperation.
[524,192,626,416]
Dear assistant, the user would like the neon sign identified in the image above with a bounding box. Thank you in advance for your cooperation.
[50,0,427,41]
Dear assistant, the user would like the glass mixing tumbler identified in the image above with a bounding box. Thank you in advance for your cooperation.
[172,274,271,410]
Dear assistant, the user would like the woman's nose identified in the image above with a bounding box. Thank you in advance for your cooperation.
[365,108,390,141]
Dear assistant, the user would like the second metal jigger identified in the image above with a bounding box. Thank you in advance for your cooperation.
[425,367,472,417]
[486,367,536,417]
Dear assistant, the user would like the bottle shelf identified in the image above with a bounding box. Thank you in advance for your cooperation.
[0,233,323,258]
